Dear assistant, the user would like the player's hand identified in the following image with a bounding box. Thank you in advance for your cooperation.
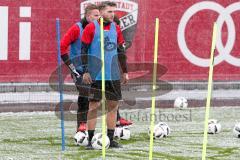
[121,73,129,85]
[83,73,92,84]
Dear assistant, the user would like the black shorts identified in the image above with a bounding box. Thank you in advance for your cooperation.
[89,80,122,102]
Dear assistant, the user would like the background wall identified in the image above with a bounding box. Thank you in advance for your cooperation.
[0,0,239,82]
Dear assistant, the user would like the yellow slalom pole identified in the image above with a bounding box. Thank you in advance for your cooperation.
[149,18,159,160]
[202,22,218,160]
[100,17,106,159]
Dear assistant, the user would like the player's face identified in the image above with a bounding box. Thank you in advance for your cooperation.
[101,6,116,22]
[86,9,100,22]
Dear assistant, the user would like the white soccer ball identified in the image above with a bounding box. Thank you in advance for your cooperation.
[91,133,110,150]
[157,122,171,137]
[114,126,131,140]
[148,125,165,139]
[174,97,188,109]
[208,120,221,134]
[74,131,88,146]
[233,123,240,138]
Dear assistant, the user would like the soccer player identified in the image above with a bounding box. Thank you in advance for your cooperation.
[60,4,100,132]
[81,1,128,148]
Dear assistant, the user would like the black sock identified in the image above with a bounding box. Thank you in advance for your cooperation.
[107,129,115,141]
[88,130,95,143]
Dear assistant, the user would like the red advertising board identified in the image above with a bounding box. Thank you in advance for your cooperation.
[0,0,239,82]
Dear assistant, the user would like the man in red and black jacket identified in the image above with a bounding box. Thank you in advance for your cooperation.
[60,4,100,133]
[81,1,129,148]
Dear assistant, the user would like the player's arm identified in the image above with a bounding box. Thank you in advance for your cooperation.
[116,25,130,84]
[81,23,95,84]
[60,24,81,79]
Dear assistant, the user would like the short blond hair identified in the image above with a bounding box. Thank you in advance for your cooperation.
[84,4,99,16]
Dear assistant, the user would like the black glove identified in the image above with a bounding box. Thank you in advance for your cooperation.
[118,41,132,53]
[68,63,82,83]
[61,54,82,83]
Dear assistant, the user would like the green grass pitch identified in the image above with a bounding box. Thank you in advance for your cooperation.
[0,107,239,160]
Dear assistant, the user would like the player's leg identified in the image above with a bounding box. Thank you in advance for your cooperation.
[106,100,121,148]
[106,80,122,148]
[116,109,121,121]
[106,100,118,136]
[77,95,89,132]
[87,101,100,142]
[86,81,102,149]
[75,78,90,132]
